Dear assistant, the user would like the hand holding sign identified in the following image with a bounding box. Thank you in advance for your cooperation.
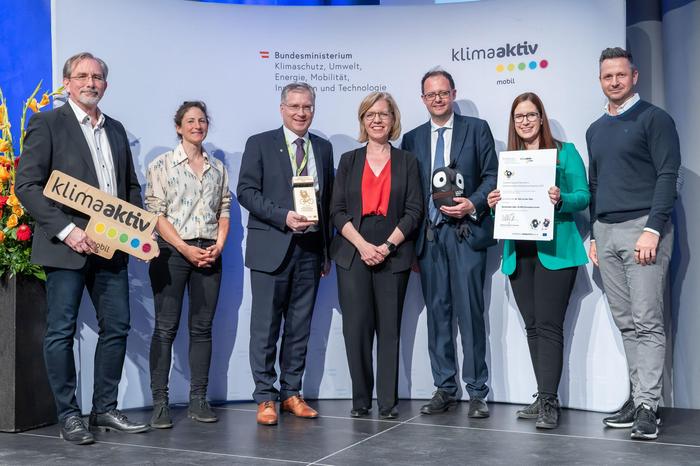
[43,170,159,260]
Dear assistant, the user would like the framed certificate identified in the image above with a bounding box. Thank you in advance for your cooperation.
[493,149,556,241]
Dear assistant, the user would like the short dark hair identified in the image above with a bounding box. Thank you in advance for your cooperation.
[421,68,455,94]
[174,101,210,139]
[599,47,636,70]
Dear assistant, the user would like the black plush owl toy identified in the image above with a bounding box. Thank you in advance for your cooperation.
[431,166,465,208]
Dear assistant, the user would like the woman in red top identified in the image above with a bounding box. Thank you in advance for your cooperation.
[330,92,423,419]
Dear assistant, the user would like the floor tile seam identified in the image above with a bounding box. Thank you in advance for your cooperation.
[16,432,311,464]
[403,421,700,449]
[305,414,423,465]
[215,406,408,423]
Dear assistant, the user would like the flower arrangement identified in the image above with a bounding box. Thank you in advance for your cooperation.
[0,82,64,280]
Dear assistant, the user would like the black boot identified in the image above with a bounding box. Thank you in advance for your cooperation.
[535,395,559,429]
[189,397,218,423]
[150,399,173,429]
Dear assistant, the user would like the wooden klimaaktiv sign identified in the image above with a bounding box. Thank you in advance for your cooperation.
[43,170,159,260]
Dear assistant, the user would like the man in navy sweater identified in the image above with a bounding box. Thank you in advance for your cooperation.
[587,47,680,441]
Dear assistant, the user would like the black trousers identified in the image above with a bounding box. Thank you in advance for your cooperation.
[337,216,410,411]
[508,241,578,396]
[249,233,322,403]
[149,238,222,401]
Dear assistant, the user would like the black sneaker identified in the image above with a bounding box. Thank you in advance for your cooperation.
[516,393,540,419]
[535,395,560,429]
[59,415,94,445]
[602,397,635,428]
[631,404,658,440]
[420,390,457,414]
[188,397,218,423]
[467,397,489,418]
[150,401,173,429]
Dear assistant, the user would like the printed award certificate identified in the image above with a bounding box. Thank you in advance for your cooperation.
[493,149,556,241]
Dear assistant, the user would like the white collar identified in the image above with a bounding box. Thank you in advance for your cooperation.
[283,125,309,144]
[430,114,454,132]
[604,93,640,116]
[68,98,105,128]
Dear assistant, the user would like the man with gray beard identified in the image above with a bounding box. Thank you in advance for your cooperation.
[17,52,148,445]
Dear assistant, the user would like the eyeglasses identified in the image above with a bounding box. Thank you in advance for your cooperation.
[283,103,314,114]
[69,73,105,83]
[364,112,393,121]
[513,112,540,123]
[422,90,452,101]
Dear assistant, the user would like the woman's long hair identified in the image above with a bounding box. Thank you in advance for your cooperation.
[507,92,559,151]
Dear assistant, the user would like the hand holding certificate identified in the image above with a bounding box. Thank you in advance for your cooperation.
[493,149,556,241]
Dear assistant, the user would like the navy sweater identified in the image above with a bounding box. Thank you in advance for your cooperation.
[586,100,680,235]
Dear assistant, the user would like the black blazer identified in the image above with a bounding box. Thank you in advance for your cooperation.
[401,113,498,254]
[330,146,423,272]
[16,102,142,270]
[237,127,334,273]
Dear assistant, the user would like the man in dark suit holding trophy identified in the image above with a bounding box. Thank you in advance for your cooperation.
[402,69,498,418]
[237,82,334,426]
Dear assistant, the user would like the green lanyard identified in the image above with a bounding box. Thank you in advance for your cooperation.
[288,137,311,176]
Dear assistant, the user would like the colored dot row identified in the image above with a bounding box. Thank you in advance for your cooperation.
[496,60,549,73]
[94,222,152,253]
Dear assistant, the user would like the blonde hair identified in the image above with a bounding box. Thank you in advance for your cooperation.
[357,92,402,143]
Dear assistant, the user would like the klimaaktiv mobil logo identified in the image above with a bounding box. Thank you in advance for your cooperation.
[451,40,549,75]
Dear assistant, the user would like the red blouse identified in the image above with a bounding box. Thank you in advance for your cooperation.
[361,158,391,216]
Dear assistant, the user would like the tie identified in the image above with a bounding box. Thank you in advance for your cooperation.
[430,127,447,225]
[294,138,307,176]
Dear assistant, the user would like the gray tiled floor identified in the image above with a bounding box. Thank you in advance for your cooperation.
[1,401,698,465]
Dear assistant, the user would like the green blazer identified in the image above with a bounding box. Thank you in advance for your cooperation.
[501,142,590,275]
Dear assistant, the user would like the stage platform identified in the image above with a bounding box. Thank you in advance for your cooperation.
[1,400,699,465]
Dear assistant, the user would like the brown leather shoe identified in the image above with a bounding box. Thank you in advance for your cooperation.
[281,395,318,418]
[256,401,278,425]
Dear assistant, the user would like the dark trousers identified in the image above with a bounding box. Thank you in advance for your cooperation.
[249,234,322,403]
[418,223,489,399]
[149,239,222,401]
[44,257,130,421]
[508,241,578,396]
[336,216,410,411]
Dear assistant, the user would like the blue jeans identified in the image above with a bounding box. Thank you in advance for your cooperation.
[44,257,130,420]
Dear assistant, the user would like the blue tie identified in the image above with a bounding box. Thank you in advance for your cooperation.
[430,127,447,225]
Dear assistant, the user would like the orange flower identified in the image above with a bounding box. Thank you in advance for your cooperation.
[38,93,50,109]
[0,165,10,182]
[0,104,5,121]
[12,204,23,217]
[0,155,10,166]
[7,194,19,206]
[0,230,5,243]
[0,139,11,153]
[6,213,18,228]
[28,98,40,113]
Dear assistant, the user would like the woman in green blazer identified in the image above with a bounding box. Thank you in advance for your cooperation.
[488,92,589,430]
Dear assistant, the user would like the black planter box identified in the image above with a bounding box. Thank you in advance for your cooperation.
[0,273,57,432]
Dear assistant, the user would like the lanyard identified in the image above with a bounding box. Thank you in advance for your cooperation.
[288,137,311,176]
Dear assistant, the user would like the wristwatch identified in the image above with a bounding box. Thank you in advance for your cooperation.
[384,240,397,254]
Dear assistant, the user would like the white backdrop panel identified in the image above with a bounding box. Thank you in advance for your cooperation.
[52,0,627,412]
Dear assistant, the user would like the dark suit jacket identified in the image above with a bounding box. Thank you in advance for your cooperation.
[401,113,498,254]
[16,102,142,270]
[237,127,334,273]
[329,146,423,272]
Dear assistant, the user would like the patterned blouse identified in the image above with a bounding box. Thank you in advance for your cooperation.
[145,144,232,240]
